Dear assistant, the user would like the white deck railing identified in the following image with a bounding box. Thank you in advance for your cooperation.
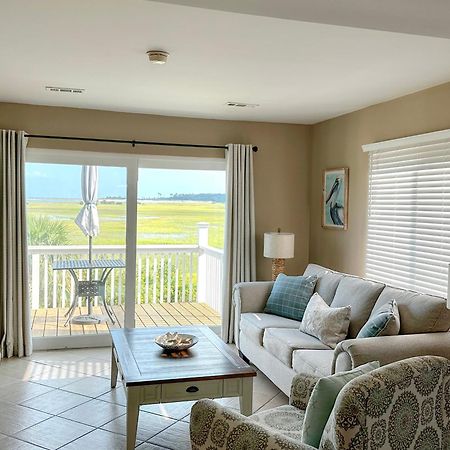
[28,223,223,313]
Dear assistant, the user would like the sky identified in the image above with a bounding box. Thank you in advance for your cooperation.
[26,163,226,199]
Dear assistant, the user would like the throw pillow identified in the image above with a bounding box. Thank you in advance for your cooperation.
[264,273,317,321]
[302,361,380,448]
[300,293,351,348]
[357,299,400,338]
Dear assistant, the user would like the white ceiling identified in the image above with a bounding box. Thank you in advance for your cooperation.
[1,0,450,124]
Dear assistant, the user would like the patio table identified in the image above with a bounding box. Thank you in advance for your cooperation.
[53,258,126,325]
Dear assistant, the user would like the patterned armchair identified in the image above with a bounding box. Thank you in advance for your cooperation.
[190,356,450,449]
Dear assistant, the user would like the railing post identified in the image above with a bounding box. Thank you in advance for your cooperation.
[31,253,40,309]
[197,222,209,302]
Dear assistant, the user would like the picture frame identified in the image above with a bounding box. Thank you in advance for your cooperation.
[322,167,349,230]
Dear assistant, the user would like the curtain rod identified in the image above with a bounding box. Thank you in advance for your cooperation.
[24,134,258,152]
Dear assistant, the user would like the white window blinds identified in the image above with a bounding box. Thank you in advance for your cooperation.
[363,129,450,297]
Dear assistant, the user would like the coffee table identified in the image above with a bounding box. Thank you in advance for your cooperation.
[110,326,256,450]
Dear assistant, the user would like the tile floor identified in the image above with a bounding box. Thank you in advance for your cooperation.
[0,346,288,449]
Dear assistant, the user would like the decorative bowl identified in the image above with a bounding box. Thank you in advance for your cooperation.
[155,332,198,351]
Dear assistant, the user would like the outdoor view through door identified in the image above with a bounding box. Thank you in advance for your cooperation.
[26,161,225,344]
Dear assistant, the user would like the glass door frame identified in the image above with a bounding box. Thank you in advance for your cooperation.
[26,148,225,349]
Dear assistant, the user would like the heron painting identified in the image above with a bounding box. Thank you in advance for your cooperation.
[322,168,348,229]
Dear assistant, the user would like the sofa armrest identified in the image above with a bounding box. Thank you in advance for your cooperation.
[190,399,313,450]
[232,281,274,313]
[332,332,450,373]
[289,373,321,410]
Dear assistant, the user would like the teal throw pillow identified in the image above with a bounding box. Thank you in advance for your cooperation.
[264,273,317,321]
[302,361,380,448]
[357,299,400,338]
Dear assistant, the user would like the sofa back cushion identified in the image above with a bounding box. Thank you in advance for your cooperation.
[371,286,450,334]
[264,273,317,321]
[331,276,385,338]
[303,263,343,305]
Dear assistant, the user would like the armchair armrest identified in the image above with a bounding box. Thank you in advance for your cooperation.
[289,373,321,410]
[232,281,274,313]
[190,399,314,450]
[332,332,450,373]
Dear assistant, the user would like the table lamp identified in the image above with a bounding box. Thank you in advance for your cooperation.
[264,229,295,280]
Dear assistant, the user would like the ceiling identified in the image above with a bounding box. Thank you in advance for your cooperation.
[1,0,450,124]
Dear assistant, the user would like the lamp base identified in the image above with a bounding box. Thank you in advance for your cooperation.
[272,258,285,280]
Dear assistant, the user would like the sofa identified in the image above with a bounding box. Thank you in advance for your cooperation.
[234,263,450,395]
[190,356,450,449]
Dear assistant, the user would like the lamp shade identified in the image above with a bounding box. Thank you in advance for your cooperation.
[264,232,295,259]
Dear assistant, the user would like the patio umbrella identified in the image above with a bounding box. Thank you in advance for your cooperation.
[75,165,99,261]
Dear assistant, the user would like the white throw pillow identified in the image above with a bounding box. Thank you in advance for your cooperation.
[300,293,351,348]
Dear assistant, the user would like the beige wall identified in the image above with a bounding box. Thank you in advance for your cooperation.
[309,81,450,276]
[0,102,311,280]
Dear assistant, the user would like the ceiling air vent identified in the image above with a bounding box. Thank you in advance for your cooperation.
[227,101,259,108]
[45,86,85,94]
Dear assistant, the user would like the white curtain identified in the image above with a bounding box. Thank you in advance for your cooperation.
[221,144,256,343]
[0,130,32,359]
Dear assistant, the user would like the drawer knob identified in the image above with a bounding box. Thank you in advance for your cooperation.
[186,386,199,393]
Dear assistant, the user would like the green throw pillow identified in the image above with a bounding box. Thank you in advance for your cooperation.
[301,361,380,448]
[264,273,317,321]
[357,299,400,338]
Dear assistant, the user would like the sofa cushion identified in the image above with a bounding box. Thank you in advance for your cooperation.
[371,286,450,334]
[357,299,400,338]
[300,293,351,348]
[292,349,335,377]
[264,273,317,321]
[303,264,343,305]
[302,361,380,448]
[250,405,305,442]
[331,276,385,338]
[263,328,330,367]
[240,312,302,345]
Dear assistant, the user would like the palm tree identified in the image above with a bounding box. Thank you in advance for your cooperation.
[28,216,69,246]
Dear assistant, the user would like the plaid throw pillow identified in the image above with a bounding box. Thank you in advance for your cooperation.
[264,273,317,321]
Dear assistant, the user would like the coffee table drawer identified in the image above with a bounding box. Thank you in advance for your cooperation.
[162,380,223,402]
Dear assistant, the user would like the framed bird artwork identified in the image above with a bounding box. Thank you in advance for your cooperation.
[322,167,349,230]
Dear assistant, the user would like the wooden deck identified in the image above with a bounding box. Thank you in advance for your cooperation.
[31,302,221,337]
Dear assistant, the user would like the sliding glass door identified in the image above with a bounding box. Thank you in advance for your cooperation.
[25,150,225,349]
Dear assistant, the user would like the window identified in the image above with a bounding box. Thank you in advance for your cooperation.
[364,129,450,297]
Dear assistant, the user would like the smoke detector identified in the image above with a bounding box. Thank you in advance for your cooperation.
[227,101,259,108]
[45,86,85,94]
[147,50,169,64]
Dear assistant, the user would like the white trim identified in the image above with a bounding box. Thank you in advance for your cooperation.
[138,154,226,171]
[33,334,112,351]
[362,128,450,153]
[26,147,135,167]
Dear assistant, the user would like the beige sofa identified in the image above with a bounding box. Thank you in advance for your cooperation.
[234,263,450,395]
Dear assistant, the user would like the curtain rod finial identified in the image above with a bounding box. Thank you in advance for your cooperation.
[252,146,258,152]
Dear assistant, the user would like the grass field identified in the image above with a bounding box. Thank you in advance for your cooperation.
[27,200,225,248]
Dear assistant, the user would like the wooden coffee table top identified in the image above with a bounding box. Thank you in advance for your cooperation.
[111,326,256,386]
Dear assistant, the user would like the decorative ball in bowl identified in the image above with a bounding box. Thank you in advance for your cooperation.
[155,332,198,351]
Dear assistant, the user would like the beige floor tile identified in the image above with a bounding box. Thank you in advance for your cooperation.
[101,411,175,442]
[0,434,45,449]
[97,385,127,406]
[141,401,195,421]
[60,429,142,450]
[0,401,50,435]
[60,399,126,427]
[21,389,90,415]
[148,421,191,450]
[0,381,54,404]
[136,444,169,450]
[29,350,91,365]
[256,391,289,412]
[61,376,112,398]
[0,358,45,381]
[14,416,93,450]
[27,365,91,389]
[0,373,25,388]
[62,358,111,376]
